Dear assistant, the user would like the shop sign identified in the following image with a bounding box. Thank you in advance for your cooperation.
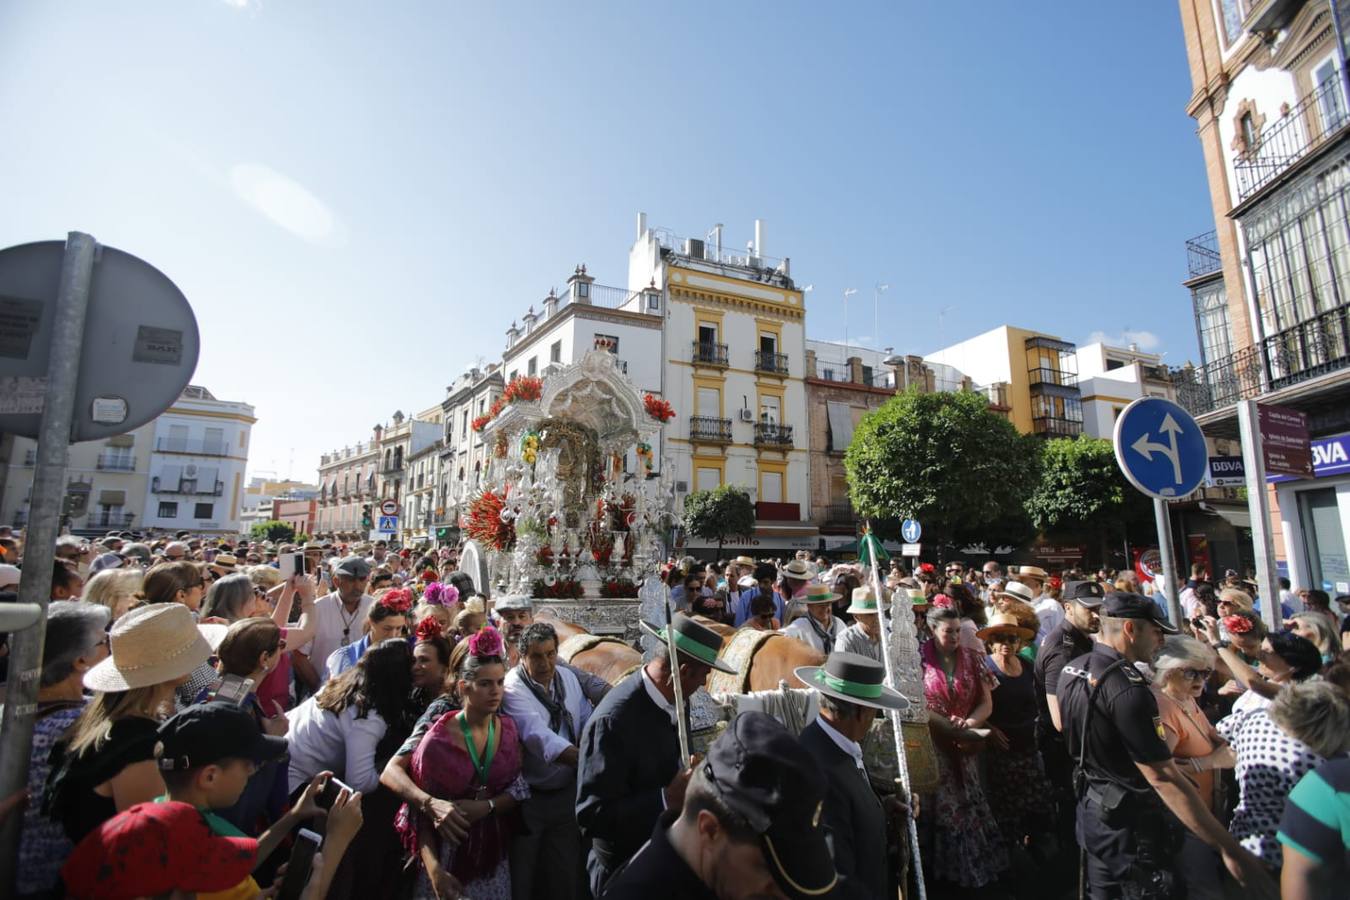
[1268,431,1350,482]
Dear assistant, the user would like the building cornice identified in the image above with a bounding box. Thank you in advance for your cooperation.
[503,303,660,362]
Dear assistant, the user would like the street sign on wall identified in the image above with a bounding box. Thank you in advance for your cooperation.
[1208,456,1246,487]
[1112,398,1209,499]
[1257,403,1312,478]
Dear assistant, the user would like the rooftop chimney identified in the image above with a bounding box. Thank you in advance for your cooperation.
[637,212,647,240]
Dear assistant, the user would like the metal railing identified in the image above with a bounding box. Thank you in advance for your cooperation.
[1028,367,1079,388]
[824,503,855,524]
[156,438,229,456]
[583,284,642,310]
[97,454,136,471]
[689,416,733,443]
[692,341,730,366]
[91,512,136,527]
[753,423,794,447]
[754,350,789,375]
[653,229,786,272]
[1032,416,1083,437]
[1185,230,1223,279]
[152,479,224,496]
[1235,77,1350,202]
[1171,300,1350,416]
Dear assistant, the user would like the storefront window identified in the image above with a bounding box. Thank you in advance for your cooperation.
[1297,487,1349,592]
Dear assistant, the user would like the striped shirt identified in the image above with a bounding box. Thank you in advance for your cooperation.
[1278,755,1350,867]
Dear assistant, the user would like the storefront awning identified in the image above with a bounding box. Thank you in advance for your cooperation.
[1200,502,1251,529]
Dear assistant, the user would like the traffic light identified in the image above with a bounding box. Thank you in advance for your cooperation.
[361,505,373,529]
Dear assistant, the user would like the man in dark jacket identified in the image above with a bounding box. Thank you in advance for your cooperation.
[795,651,910,898]
[575,614,733,896]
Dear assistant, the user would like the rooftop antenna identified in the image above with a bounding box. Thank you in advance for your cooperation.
[874,283,889,363]
[843,288,858,362]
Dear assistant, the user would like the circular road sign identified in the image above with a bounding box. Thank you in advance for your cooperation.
[901,519,922,543]
[380,499,399,517]
[1112,397,1208,499]
[0,240,199,441]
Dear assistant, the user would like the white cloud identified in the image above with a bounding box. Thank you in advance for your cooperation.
[220,0,258,9]
[1084,329,1161,351]
[229,163,342,246]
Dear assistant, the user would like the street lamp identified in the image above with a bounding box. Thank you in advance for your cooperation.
[843,288,858,362]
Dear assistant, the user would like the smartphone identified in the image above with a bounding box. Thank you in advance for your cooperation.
[315,774,353,810]
[280,552,303,579]
[276,828,322,900]
[211,674,254,705]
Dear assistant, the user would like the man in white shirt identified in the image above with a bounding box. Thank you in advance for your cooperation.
[782,581,845,653]
[299,555,375,686]
[1014,566,1065,647]
[504,622,593,900]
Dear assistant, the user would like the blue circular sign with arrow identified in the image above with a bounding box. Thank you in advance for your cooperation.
[1112,397,1209,499]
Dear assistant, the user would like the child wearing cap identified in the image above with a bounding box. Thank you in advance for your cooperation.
[154,701,359,899]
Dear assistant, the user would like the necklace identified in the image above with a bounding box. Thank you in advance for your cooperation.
[338,601,361,644]
[457,711,497,799]
[1169,692,1212,742]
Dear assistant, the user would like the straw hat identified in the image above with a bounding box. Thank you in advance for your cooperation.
[209,554,238,574]
[84,603,214,692]
[801,581,841,605]
[976,612,1036,642]
[781,559,816,581]
[1014,565,1049,582]
[904,588,929,607]
[732,555,756,568]
[846,585,887,616]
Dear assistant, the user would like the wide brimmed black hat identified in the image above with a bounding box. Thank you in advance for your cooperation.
[640,613,735,673]
[795,651,910,711]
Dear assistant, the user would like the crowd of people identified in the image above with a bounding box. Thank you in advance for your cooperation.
[1,527,1349,899]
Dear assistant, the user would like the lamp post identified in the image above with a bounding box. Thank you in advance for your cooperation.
[843,288,857,364]
[874,283,889,384]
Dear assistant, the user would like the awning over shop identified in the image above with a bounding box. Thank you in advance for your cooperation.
[682,523,820,554]
[1200,502,1251,529]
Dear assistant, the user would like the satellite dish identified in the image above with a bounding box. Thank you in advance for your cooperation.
[0,240,199,441]
[459,540,491,600]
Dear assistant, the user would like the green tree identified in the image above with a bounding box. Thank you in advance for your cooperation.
[845,389,1040,554]
[250,520,296,543]
[1025,435,1153,566]
[683,485,756,557]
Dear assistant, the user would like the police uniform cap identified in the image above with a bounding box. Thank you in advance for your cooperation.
[1100,592,1179,634]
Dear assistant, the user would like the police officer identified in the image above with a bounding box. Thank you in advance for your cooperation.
[1059,593,1274,899]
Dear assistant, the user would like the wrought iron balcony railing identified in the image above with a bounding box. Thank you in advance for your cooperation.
[96,454,136,471]
[753,423,794,447]
[1185,230,1223,279]
[156,438,229,456]
[152,479,224,497]
[689,416,733,443]
[691,341,730,367]
[824,503,855,525]
[1171,300,1350,416]
[1234,77,1350,202]
[754,350,789,375]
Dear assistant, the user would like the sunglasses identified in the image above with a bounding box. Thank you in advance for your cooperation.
[1180,668,1214,680]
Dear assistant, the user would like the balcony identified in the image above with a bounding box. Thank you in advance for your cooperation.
[755,501,801,522]
[689,416,733,443]
[754,350,789,375]
[1234,77,1350,203]
[824,503,855,525]
[96,454,136,471]
[156,438,229,456]
[1185,230,1222,280]
[691,341,729,367]
[1028,367,1079,389]
[90,512,136,528]
[152,479,224,497]
[753,422,794,447]
[1172,300,1350,416]
[1032,416,1084,438]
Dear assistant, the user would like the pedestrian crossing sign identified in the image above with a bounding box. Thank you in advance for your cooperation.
[377,515,398,533]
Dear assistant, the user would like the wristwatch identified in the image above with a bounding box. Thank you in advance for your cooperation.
[1215,639,1230,650]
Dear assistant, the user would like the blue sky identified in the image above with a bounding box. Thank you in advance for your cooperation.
[0,1,1210,482]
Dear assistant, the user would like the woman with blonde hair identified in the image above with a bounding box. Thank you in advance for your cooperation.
[1287,611,1338,665]
[82,568,142,622]
[44,603,215,843]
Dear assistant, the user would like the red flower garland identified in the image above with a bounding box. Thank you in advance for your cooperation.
[464,488,515,551]
[643,393,676,423]
[503,376,543,404]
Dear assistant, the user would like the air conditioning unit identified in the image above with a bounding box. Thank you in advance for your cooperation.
[685,238,705,258]
[737,408,754,422]
[185,464,198,477]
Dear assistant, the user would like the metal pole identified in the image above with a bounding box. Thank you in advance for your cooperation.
[1237,399,1282,632]
[1152,497,1184,626]
[0,232,96,884]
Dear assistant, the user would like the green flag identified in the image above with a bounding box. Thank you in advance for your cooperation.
[857,525,890,567]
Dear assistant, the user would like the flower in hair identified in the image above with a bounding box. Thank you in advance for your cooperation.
[379,587,414,615]
[420,568,438,582]
[422,582,459,607]
[414,615,443,643]
[919,563,936,574]
[932,593,954,610]
[467,625,504,658]
[1222,614,1252,635]
[1048,576,1063,590]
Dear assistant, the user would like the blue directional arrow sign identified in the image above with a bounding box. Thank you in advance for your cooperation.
[1112,398,1208,499]
[901,519,922,543]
